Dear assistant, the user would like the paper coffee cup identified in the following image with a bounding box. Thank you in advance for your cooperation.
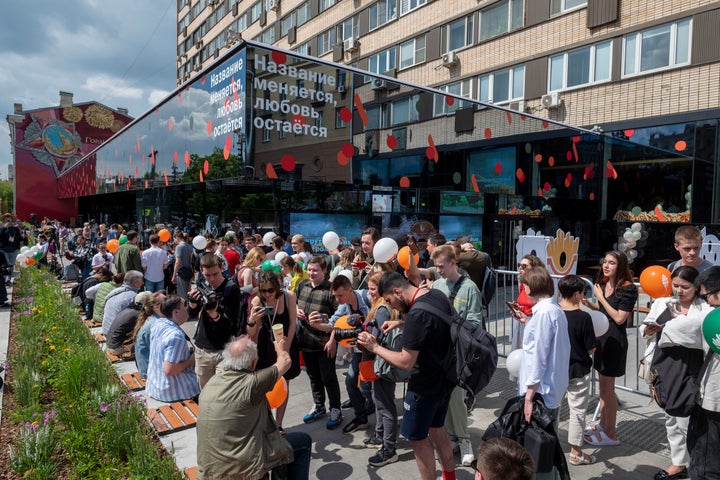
[271,323,284,339]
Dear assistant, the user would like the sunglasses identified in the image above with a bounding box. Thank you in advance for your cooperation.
[518,263,530,269]
[259,288,275,294]
[699,289,720,302]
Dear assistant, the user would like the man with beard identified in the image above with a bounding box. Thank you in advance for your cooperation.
[357,272,456,480]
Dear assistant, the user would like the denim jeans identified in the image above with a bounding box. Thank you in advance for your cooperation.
[346,351,373,419]
[283,432,312,480]
[144,279,165,292]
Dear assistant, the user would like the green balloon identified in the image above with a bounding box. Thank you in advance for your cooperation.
[261,259,274,271]
[35,251,43,260]
[703,308,720,354]
[119,235,128,245]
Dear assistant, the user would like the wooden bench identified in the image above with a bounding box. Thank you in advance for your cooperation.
[94,332,106,343]
[84,319,102,328]
[146,400,199,435]
[184,466,198,480]
[121,372,146,391]
[106,351,121,363]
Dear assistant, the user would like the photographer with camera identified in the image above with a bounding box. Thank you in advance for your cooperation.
[326,274,372,435]
[91,241,114,273]
[189,253,248,389]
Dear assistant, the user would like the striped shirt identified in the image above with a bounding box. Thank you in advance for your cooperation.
[147,317,200,402]
[295,279,338,318]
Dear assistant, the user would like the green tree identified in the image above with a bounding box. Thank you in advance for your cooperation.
[0,180,14,213]
[182,148,241,219]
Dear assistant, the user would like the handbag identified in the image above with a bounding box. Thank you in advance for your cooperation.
[524,424,555,473]
[649,345,704,417]
[638,336,656,384]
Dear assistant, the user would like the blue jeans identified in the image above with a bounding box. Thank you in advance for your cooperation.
[144,279,165,292]
[283,431,312,480]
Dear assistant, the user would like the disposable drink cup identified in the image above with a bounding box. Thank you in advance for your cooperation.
[271,324,284,339]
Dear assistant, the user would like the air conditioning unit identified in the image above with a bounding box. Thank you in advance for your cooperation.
[343,37,359,54]
[269,0,280,11]
[541,92,562,109]
[508,100,526,112]
[371,78,386,90]
[182,26,188,37]
[337,84,346,93]
[442,51,458,67]
[195,40,204,50]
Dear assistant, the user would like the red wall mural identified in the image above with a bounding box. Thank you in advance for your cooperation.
[12,103,131,221]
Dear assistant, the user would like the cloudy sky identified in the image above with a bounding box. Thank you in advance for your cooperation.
[0,0,178,179]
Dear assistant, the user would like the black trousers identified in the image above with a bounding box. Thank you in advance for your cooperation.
[302,350,341,410]
[688,407,720,480]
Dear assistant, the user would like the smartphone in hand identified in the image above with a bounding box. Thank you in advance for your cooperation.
[352,261,369,269]
[505,301,521,319]
[407,235,419,255]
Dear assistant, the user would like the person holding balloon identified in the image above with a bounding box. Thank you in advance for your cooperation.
[688,266,720,480]
[558,275,598,466]
[250,270,301,434]
[582,250,638,447]
[641,265,709,480]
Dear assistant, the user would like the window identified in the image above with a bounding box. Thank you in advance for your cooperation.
[369,0,397,30]
[262,127,271,142]
[434,79,473,116]
[623,19,691,76]
[399,36,426,69]
[479,0,523,41]
[479,66,525,103]
[549,41,611,91]
[391,95,419,126]
[237,15,248,33]
[337,16,359,42]
[366,105,387,130]
[317,29,336,55]
[256,27,276,44]
[316,111,324,129]
[550,0,587,14]
[369,48,396,75]
[294,42,310,55]
[319,0,337,12]
[443,15,474,53]
[335,108,348,128]
[281,2,310,37]
[250,2,262,23]
[400,0,427,15]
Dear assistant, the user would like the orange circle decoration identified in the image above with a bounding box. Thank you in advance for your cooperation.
[271,50,287,65]
[589,192,595,200]
[281,155,296,172]
[335,315,357,347]
[107,239,120,253]
[639,266,673,299]
[534,154,543,163]
[624,129,635,137]
[494,162,502,175]
[266,377,288,409]
[158,229,171,243]
[516,168,526,183]
[543,182,551,192]
[445,95,455,106]
[207,120,213,136]
[397,246,419,270]
[484,128,492,140]
[675,140,687,152]
[548,156,555,167]
[399,176,410,188]
[336,151,350,166]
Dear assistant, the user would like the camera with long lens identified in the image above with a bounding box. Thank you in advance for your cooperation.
[196,280,221,311]
[333,314,376,342]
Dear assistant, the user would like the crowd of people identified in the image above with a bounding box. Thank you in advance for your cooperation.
[8,214,720,480]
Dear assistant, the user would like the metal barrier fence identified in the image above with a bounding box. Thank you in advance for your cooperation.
[488,269,651,398]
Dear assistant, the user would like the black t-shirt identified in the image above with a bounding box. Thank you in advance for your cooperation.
[402,289,455,399]
[192,279,246,350]
[565,309,597,379]
[106,305,141,349]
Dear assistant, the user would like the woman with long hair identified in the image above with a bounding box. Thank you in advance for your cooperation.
[250,271,300,433]
[279,254,308,292]
[130,290,166,378]
[237,246,265,296]
[583,250,638,446]
[641,266,711,480]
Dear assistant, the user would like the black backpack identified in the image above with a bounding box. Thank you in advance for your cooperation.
[414,300,498,396]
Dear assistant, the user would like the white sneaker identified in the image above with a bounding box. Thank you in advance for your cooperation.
[460,438,475,467]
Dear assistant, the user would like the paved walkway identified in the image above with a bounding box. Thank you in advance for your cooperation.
[0,286,674,479]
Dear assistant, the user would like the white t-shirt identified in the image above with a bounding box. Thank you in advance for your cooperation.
[141,246,169,282]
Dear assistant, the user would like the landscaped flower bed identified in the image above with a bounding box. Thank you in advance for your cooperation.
[0,268,183,480]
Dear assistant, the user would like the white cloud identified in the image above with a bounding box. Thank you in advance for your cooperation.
[83,74,144,100]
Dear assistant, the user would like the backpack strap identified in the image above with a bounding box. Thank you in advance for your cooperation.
[448,275,466,304]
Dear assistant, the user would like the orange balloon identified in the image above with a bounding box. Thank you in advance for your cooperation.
[397,246,419,270]
[266,377,288,409]
[639,266,672,299]
[158,229,171,243]
[334,315,357,347]
[107,239,120,253]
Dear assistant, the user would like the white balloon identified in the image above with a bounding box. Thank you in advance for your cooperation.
[262,231,277,246]
[618,242,628,252]
[632,231,642,241]
[29,246,39,254]
[338,269,353,281]
[322,231,340,251]
[590,310,609,337]
[16,254,27,266]
[626,240,636,249]
[275,251,288,262]
[631,222,642,232]
[628,249,638,259]
[192,235,208,250]
[373,237,399,263]
[20,246,29,254]
[506,349,523,377]
[623,230,634,241]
